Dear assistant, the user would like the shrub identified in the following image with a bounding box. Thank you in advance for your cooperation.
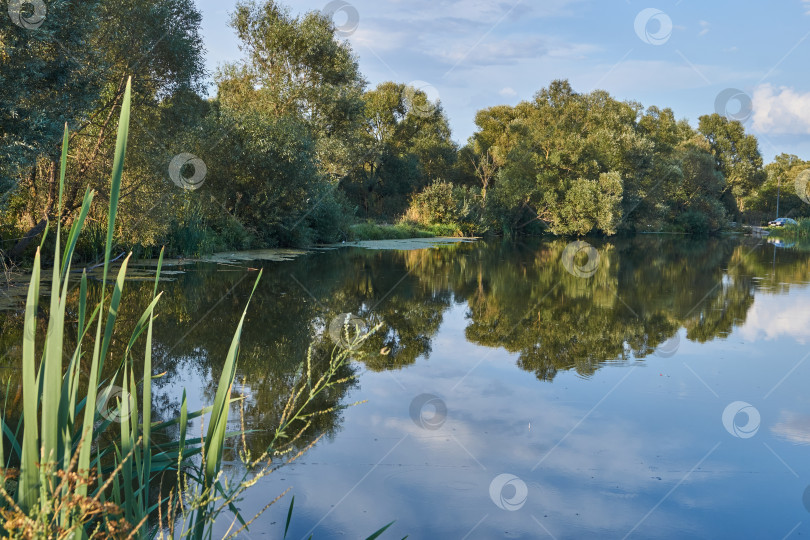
[404,181,487,235]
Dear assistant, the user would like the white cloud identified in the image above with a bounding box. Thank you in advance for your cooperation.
[351,27,412,52]
[771,411,810,445]
[698,20,710,37]
[738,289,810,343]
[752,84,810,135]
[499,86,517,97]
[804,0,810,14]
[434,36,548,66]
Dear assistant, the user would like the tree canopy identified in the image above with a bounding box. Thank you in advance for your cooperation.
[0,0,802,263]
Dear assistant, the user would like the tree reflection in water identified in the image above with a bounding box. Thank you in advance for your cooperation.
[2,236,809,455]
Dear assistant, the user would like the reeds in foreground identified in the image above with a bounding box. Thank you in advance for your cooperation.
[0,78,398,539]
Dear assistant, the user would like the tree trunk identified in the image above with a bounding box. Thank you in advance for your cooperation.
[9,160,57,261]
[8,218,49,260]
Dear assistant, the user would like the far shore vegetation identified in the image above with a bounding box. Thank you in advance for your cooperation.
[3,0,810,269]
[768,218,810,241]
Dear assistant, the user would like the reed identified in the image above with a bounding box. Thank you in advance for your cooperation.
[0,79,396,539]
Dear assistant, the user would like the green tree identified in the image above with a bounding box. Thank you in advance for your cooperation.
[226,0,366,181]
[341,81,457,217]
[2,0,205,258]
[747,154,810,222]
[481,81,642,235]
[698,113,766,216]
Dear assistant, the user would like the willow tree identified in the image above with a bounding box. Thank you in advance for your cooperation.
[698,113,766,217]
[224,0,366,181]
[2,0,205,259]
[341,81,457,217]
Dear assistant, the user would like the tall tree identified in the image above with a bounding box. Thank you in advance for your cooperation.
[2,0,206,258]
[482,80,643,235]
[225,0,366,181]
[698,113,766,216]
[341,81,456,217]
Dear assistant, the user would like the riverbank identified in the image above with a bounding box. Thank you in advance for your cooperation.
[767,218,810,241]
[349,222,465,240]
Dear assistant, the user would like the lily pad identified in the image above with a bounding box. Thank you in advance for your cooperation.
[197,249,309,264]
[334,237,477,251]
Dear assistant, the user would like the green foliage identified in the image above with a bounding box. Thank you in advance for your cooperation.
[1,80,390,539]
[226,0,365,180]
[746,154,810,223]
[407,181,458,224]
[769,218,810,241]
[341,81,458,218]
[461,80,765,236]
[0,2,787,261]
[403,181,487,235]
[1,0,206,259]
[350,222,460,240]
[698,113,766,216]
[467,81,642,236]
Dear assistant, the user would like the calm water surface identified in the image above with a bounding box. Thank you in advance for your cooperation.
[2,236,810,538]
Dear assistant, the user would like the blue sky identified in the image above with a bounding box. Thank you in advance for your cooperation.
[196,0,810,161]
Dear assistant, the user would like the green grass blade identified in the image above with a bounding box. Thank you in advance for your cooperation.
[18,248,41,511]
[77,79,132,499]
[124,292,162,353]
[284,496,295,539]
[102,78,131,289]
[61,188,95,282]
[364,522,395,540]
[178,390,188,461]
[68,272,94,428]
[120,363,134,524]
[141,247,163,521]
[40,200,65,491]
[203,272,263,479]
[76,310,105,497]
[192,270,262,538]
[1,417,21,465]
[56,124,70,280]
[98,254,131,378]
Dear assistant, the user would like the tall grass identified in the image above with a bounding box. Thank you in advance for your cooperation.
[0,79,396,539]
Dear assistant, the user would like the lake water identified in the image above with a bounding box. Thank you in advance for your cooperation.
[2,235,810,538]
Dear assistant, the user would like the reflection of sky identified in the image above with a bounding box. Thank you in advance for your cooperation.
[773,412,810,446]
[738,287,810,345]
[213,295,810,539]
